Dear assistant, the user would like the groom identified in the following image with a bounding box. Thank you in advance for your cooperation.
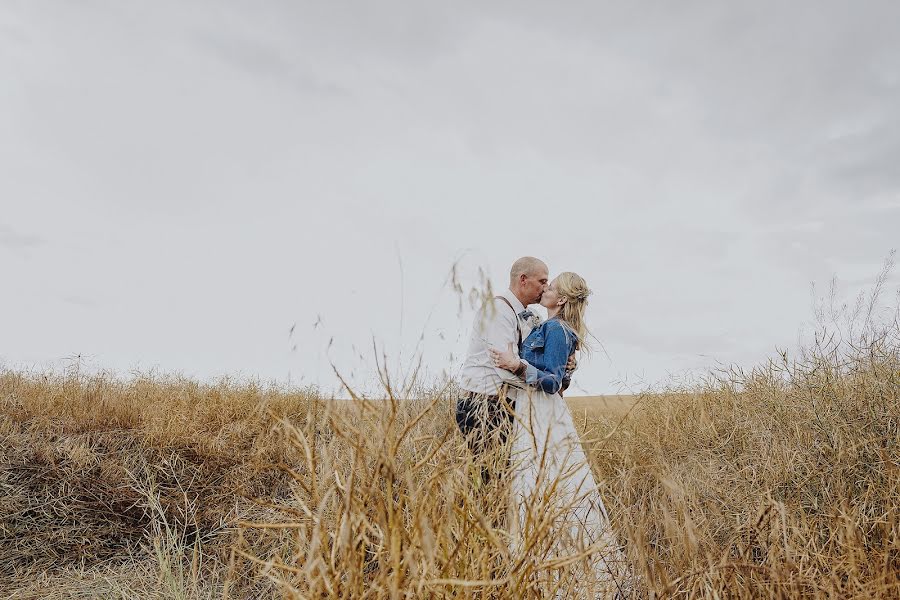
[455,256,549,484]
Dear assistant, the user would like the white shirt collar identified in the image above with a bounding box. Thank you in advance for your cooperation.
[501,289,526,315]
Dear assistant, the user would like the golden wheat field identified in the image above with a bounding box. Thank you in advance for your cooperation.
[1,304,898,598]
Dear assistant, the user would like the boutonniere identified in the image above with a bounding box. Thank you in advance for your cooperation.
[518,308,543,330]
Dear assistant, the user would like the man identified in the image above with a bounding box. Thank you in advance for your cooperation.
[455,256,549,484]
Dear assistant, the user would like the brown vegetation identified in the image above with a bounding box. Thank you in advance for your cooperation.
[1,279,897,597]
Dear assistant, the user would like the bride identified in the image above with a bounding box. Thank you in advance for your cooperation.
[490,272,624,594]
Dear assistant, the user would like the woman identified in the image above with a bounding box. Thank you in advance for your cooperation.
[490,272,623,593]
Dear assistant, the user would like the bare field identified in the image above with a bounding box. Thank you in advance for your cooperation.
[566,394,640,418]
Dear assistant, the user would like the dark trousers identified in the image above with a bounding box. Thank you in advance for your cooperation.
[455,390,516,486]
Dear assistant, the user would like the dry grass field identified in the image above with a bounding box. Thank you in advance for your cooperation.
[567,395,640,419]
[1,291,898,597]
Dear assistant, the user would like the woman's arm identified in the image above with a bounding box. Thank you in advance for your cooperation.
[490,322,572,395]
[522,322,572,394]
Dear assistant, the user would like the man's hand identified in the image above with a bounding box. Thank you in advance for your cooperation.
[490,343,521,372]
[561,352,577,395]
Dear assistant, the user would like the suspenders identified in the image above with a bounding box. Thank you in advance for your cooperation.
[493,296,524,403]
[495,296,523,348]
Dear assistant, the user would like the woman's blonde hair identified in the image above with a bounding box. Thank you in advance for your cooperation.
[555,271,592,355]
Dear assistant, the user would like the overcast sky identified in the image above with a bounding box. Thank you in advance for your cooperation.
[2,1,898,396]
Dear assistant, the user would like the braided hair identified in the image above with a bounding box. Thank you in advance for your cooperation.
[554,271,593,355]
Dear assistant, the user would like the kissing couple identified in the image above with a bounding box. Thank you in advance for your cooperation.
[455,257,623,594]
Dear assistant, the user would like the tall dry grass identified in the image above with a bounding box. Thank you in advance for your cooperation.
[587,270,900,598]
[0,371,626,598]
[1,273,898,598]
[0,372,317,598]
[224,389,629,598]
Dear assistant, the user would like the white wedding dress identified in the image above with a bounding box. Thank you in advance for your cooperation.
[508,385,625,596]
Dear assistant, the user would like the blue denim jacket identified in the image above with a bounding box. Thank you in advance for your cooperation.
[520,318,576,395]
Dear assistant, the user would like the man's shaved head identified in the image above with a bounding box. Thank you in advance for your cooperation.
[509,257,549,306]
[509,257,548,285]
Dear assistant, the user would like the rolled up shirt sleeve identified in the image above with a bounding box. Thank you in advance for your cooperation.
[561,369,572,393]
[524,362,540,385]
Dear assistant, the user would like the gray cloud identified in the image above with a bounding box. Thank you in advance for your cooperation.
[597,317,737,357]
[192,31,348,96]
[824,126,900,198]
[62,295,97,309]
[0,225,43,250]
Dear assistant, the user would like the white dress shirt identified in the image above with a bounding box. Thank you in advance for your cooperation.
[459,289,535,396]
